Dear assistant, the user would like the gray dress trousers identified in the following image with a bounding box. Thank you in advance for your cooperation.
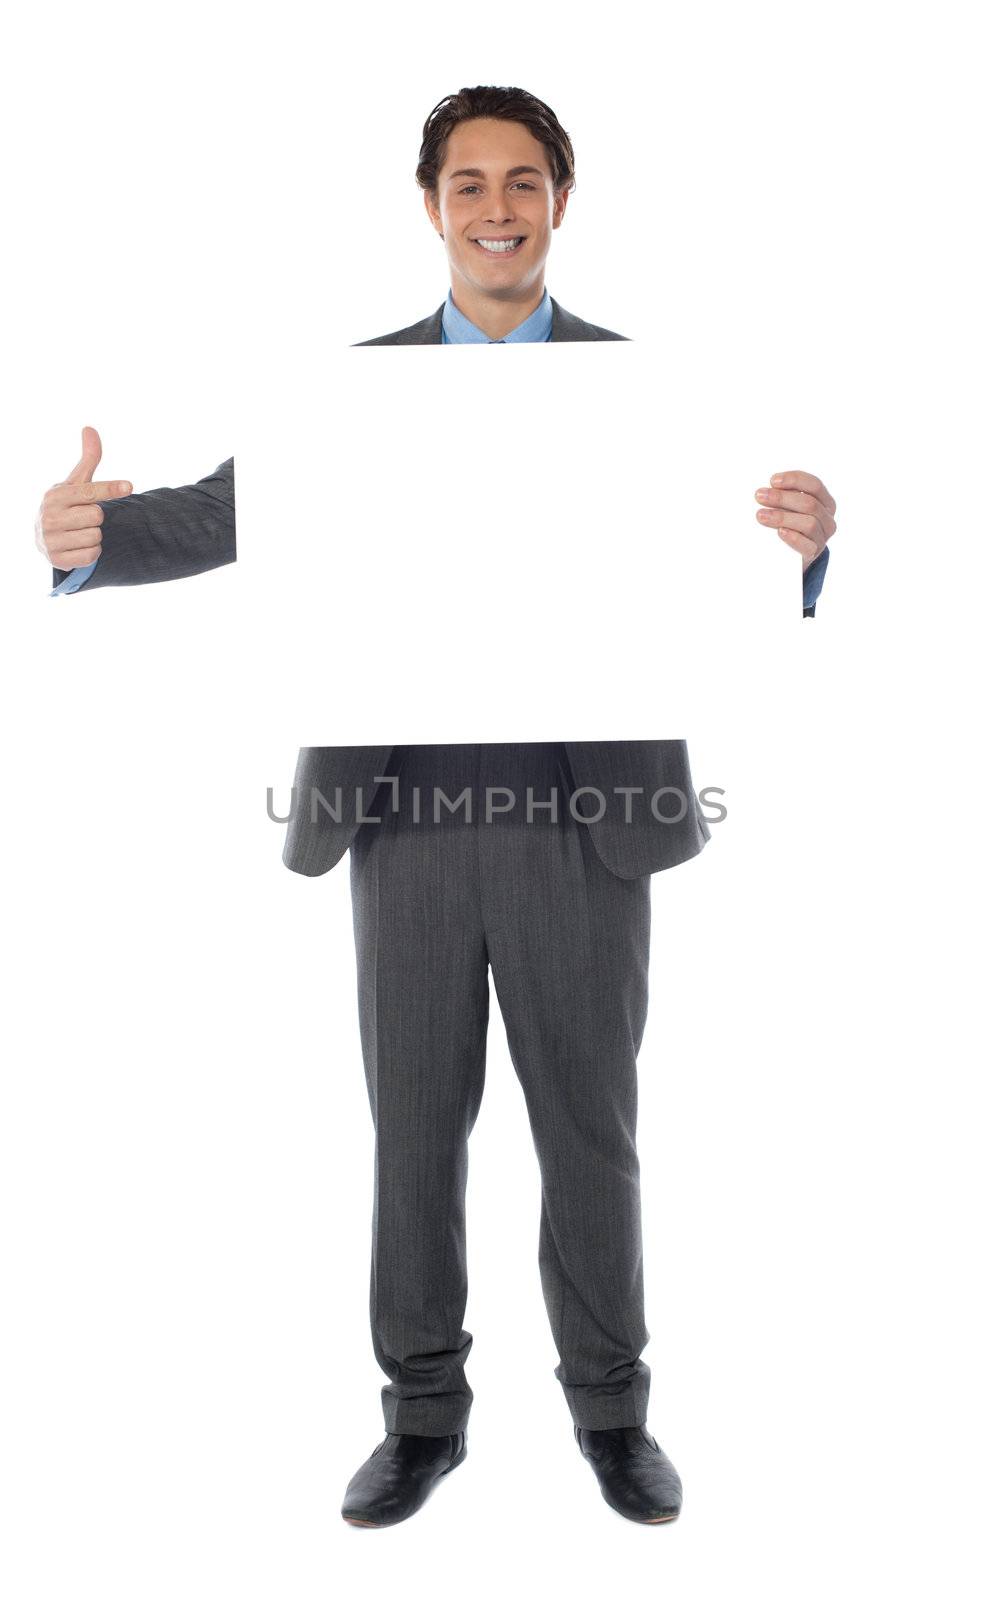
[348,743,654,1434]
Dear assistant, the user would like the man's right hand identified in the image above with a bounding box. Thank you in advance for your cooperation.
[35,427,134,569]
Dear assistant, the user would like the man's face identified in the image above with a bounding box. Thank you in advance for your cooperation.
[425,116,570,300]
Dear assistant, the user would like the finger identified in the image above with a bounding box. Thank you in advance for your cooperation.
[756,506,830,543]
[755,487,836,538]
[42,504,105,535]
[769,469,836,514]
[49,478,133,507]
[64,425,103,485]
[43,526,104,555]
[50,545,102,569]
[776,526,819,564]
[44,517,104,550]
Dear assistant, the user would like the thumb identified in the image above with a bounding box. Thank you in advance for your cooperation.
[65,425,103,485]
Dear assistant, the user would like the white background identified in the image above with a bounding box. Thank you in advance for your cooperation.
[3,2,985,1597]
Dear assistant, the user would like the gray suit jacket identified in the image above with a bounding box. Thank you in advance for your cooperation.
[52,458,236,590]
[356,297,628,345]
[282,742,710,882]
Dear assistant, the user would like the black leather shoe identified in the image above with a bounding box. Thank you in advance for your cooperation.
[575,1424,683,1523]
[341,1431,467,1527]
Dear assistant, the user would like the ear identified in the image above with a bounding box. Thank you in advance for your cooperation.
[423,187,444,239]
[552,184,572,230]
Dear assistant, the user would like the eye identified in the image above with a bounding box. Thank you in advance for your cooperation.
[513,182,536,191]
[459,185,481,195]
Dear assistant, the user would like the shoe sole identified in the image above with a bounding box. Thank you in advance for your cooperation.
[615,1507,680,1525]
[601,1495,681,1524]
[341,1444,467,1528]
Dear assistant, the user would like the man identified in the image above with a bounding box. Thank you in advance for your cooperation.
[281,739,716,1526]
[357,84,834,610]
[35,427,235,594]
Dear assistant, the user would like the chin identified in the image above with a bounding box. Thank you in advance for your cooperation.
[483,281,530,301]
[477,263,542,292]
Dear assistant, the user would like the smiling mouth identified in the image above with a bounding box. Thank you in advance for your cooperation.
[472,237,525,255]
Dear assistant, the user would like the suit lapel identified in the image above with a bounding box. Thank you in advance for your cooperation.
[411,306,444,344]
[549,298,583,342]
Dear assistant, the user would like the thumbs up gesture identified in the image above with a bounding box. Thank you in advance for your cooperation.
[35,427,134,568]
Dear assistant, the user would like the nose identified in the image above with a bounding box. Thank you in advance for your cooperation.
[484,187,516,225]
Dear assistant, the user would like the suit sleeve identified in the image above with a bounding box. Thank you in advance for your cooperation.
[50,457,235,591]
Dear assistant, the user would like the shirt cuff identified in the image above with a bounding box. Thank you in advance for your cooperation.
[802,544,830,614]
[50,557,100,596]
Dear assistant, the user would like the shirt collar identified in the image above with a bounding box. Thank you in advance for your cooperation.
[441,287,553,343]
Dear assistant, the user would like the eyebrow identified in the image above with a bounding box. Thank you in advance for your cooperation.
[446,165,545,181]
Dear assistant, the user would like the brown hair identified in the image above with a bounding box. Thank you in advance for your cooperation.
[416,86,576,195]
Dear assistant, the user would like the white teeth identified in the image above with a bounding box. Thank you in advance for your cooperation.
[475,237,522,252]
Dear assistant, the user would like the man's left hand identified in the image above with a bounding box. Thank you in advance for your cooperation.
[755,470,837,570]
